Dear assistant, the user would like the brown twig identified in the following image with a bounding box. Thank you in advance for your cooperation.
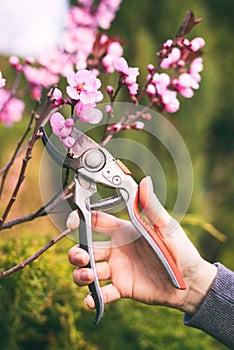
[0,102,39,197]
[1,180,75,230]
[0,228,71,279]
[0,98,52,230]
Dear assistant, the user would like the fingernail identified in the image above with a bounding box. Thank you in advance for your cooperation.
[66,211,80,230]
[85,294,95,309]
[80,270,92,282]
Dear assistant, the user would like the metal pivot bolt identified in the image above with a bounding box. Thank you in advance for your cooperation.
[83,149,105,172]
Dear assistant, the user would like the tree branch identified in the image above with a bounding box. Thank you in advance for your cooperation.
[1,180,74,230]
[0,228,71,279]
[0,98,52,230]
[0,102,39,196]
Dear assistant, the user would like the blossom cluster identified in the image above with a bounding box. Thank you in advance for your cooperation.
[0,1,204,146]
[146,37,205,113]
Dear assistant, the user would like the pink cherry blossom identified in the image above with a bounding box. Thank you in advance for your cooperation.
[24,66,59,88]
[50,88,63,107]
[0,71,6,88]
[190,37,205,52]
[164,97,180,113]
[64,6,94,29]
[50,112,76,148]
[0,89,24,126]
[63,27,96,55]
[38,46,73,77]
[96,0,122,30]
[9,56,20,67]
[163,39,173,49]
[132,121,144,130]
[147,73,180,113]
[176,73,195,98]
[114,57,139,95]
[66,69,103,104]
[160,47,181,69]
[79,107,103,124]
[62,136,76,148]
[78,0,93,6]
[114,57,129,74]
[128,83,139,95]
[190,57,203,75]
[75,101,102,124]
[50,112,75,137]
[102,41,124,73]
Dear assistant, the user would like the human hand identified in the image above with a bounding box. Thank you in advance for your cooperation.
[68,177,217,315]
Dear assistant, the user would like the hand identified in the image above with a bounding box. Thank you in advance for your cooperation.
[68,177,217,315]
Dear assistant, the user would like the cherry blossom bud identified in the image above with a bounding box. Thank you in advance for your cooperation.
[105,105,112,113]
[64,118,75,128]
[181,38,190,47]
[9,56,23,71]
[178,73,193,88]
[113,123,122,132]
[132,121,144,130]
[106,85,114,95]
[50,87,63,106]
[62,136,76,149]
[164,98,180,113]
[190,37,205,52]
[146,84,156,96]
[163,39,173,49]
[142,113,152,120]
[25,57,35,65]
[147,64,154,72]
[100,34,108,45]
[9,56,20,67]
[178,59,185,67]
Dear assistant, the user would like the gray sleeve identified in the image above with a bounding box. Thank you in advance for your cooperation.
[184,263,234,349]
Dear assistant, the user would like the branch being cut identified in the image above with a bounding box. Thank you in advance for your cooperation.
[1,180,74,230]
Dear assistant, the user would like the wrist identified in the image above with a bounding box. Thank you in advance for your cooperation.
[180,259,218,315]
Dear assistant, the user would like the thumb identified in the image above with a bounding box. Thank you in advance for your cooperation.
[139,176,177,235]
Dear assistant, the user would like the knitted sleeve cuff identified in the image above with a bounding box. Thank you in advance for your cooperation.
[184,263,234,349]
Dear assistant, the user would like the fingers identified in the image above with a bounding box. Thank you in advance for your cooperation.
[73,260,111,286]
[68,243,110,267]
[85,284,121,309]
[139,176,178,235]
[91,210,129,234]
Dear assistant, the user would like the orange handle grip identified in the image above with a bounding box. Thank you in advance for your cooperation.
[133,189,186,290]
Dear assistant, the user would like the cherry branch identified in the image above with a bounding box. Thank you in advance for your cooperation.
[0,227,71,279]
[1,180,75,230]
[0,98,52,230]
[0,102,39,197]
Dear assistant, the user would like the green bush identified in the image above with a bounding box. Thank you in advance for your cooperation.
[0,233,226,350]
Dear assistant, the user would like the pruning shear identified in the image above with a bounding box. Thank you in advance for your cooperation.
[40,124,186,324]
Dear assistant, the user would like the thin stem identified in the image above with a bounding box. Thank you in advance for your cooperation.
[0,228,71,279]
[0,98,52,230]
[101,79,123,142]
[0,102,39,197]
[1,180,74,230]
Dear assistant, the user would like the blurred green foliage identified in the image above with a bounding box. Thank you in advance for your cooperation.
[0,0,234,349]
[0,233,227,350]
